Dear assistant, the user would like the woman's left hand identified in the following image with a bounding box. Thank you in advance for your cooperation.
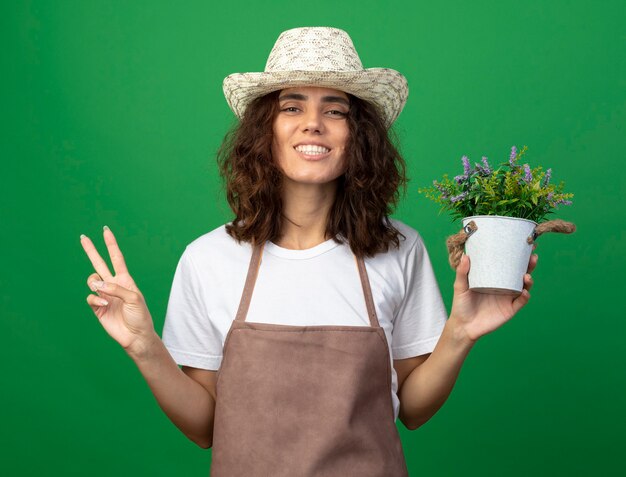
[450,252,539,344]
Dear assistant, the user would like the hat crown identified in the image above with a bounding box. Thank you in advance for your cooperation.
[223,26,409,127]
[265,27,364,72]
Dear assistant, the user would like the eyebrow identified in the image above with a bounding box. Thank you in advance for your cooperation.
[278,93,350,107]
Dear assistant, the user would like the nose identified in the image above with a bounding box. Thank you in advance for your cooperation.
[301,108,324,134]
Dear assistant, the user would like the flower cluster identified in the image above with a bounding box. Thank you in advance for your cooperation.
[418,145,574,222]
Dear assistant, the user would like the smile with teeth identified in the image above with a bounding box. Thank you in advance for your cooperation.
[295,145,330,155]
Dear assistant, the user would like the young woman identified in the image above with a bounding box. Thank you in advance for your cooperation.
[80,27,537,476]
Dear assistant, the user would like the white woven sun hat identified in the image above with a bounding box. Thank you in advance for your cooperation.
[222,27,409,128]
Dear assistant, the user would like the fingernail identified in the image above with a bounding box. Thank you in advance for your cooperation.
[103,225,110,231]
[92,280,106,289]
[80,234,86,240]
[98,298,109,306]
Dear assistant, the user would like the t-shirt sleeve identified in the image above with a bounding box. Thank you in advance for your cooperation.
[391,234,448,360]
[161,247,223,370]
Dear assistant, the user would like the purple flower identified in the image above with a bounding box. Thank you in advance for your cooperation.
[475,156,491,175]
[462,155,471,175]
[555,198,573,207]
[433,180,449,198]
[481,156,491,174]
[509,146,518,168]
[450,191,468,203]
[454,174,468,184]
[543,168,552,186]
[547,191,554,203]
[523,164,532,183]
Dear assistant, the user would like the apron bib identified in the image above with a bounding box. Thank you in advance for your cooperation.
[210,244,409,476]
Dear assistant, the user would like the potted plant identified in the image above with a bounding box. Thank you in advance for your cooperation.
[418,145,576,295]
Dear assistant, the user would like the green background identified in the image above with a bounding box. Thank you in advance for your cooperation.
[3,0,624,475]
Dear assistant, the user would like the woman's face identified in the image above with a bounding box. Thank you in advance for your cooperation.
[272,86,350,186]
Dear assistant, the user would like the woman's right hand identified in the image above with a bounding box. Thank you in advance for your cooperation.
[80,226,156,354]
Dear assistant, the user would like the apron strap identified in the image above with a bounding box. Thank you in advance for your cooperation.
[235,242,381,328]
[234,243,264,322]
[355,255,380,328]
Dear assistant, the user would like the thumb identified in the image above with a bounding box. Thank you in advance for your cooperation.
[453,254,470,294]
[92,280,143,305]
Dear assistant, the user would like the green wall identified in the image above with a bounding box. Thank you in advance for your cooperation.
[3,1,624,475]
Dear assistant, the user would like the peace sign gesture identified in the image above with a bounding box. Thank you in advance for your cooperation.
[80,226,155,354]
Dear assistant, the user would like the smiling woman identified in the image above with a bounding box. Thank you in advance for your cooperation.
[80,26,537,477]
[218,81,408,256]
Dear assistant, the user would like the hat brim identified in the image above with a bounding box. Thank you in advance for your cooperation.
[223,68,408,127]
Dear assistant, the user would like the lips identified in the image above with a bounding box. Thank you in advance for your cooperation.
[294,144,330,155]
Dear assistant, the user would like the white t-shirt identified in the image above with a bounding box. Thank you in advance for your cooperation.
[162,219,448,422]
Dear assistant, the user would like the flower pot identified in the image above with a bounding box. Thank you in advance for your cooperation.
[462,215,537,295]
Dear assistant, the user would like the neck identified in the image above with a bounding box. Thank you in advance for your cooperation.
[275,179,338,250]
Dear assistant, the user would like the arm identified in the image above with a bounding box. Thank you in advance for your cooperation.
[128,334,217,448]
[395,318,473,430]
[397,252,538,430]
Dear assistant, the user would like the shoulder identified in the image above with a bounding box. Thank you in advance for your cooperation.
[389,218,422,244]
[185,223,240,251]
[181,223,253,271]
[387,218,426,256]
[365,218,427,270]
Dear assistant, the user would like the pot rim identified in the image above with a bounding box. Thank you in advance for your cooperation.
[462,215,538,226]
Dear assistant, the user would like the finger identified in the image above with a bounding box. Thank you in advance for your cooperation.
[80,234,113,280]
[91,280,142,305]
[511,288,531,315]
[523,273,534,292]
[527,254,538,274]
[86,273,103,292]
[87,293,109,308]
[103,226,129,275]
[453,254,470,294]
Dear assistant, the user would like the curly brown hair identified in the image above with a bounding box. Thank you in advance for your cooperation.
[217,90,408,257]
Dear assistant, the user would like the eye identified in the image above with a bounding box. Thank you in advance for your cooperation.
[280,106,301,113]
[326,109,348,117]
